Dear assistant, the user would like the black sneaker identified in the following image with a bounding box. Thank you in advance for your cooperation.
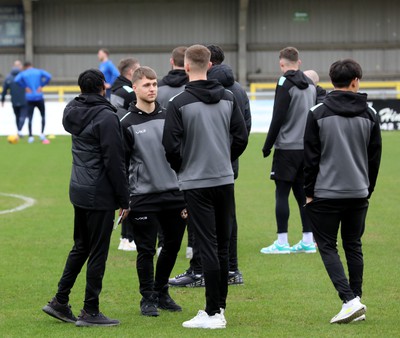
[158,291,182,312]
[228,270,244,285]
[42,297,77,323]
[140,297,159,317]
[75,309,120,327]
[168,270,205,287]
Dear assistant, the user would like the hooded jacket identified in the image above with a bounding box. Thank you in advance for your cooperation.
[163,79,248,190]
[110,75,136,109]
[63,93,129,210]
[207,64,252,178]
[157,69,188,109]
[119,101,185,212]
[1,68,26,107]
[262,70,316,156]
[304,90,382,199]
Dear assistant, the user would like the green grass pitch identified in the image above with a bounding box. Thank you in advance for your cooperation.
[0,132,399,337]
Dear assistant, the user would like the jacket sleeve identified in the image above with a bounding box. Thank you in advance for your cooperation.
[14,73,25,88]
[242,90,252,134]
[1,78,10,103]
[40,70,52,87]
[303,109,321,198]
[230,97,249,162]
[162,100,183,173]
[96,111,129,209]
[367,110,382,198]
[262,81,291,157]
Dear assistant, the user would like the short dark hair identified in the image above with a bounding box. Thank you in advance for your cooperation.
[185,45,211,70]
[329,59,363,88]
[118,57,140,76]
[78,69,105,94]
[207,45,225,65]
[98,48,110,56]
[279,47,299,62]
[23,61,32,68]
[171,46,187,67]
[132,66,157,83]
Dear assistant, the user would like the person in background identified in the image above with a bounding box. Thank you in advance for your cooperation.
[14,61,52,144]
[120,66,186,317]
[304,59,382,324]
[98,48,119,99]
[157,46,188,109]
[1,60,27,137]
[42,69,129,327]
[110,57,140,110]
[168,44,251,287]
[261,47,316,254]
[304,69,327,104]
[163,44,248,329]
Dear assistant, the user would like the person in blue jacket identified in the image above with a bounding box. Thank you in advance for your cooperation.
[1,60,27,137]
[14,61,52,144]
[98,48,119,99]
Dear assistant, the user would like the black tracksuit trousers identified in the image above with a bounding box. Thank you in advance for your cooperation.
[305,198,369,302]
[184,184,234,316]
[56,206,115,314]
[128,208,186,299]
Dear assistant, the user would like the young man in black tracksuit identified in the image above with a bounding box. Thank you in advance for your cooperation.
[157,46,188,109]
[304,59,382,324]
[42,69,130,327]
[110,57,140,110]
[120,66,186,317]
[110,57,140,251]
[163,44,248,329]
[261,46,317,254]
[169,44,251,287]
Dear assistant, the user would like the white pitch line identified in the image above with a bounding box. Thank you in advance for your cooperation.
[0,193,36,215]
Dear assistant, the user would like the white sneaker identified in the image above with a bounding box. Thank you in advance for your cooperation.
[118,238,127,250]
[28,136,34,143]
[123,240,137,251]
[182,310,226,329]
[186,246,193,259]
[330,297,367,324]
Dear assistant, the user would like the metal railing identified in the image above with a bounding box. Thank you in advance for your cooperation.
[249,81,400,100]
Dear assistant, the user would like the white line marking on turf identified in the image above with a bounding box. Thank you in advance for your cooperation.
[0,193,36,215]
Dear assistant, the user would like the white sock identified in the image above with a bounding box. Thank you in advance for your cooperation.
[277,233,288,245]
[302,232,314,244]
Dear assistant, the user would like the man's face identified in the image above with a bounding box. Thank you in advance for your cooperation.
[133,76,157,104]
[97,50,106,62]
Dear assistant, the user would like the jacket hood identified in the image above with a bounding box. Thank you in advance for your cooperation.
[63,94,117,135]
[207,64,235,88]
[323,90,368,117]
[284,70,310,89]
[111,75,132,92]
[160,69,188,87]
[185,79,225,104]
[127,100,164,116]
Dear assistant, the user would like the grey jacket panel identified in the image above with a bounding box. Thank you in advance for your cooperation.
[178,99,235,190]
[157,85,185,109]
[274,84,316,150]
[126,118,180,196]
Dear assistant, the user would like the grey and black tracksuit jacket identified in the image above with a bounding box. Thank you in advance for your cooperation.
[162,79,248,190]
[120,101,185,211]
[157,69,188,109]
[62,93,129,210]
[263,70,316,156]
[304,90,382,199]
[207,64,252,179]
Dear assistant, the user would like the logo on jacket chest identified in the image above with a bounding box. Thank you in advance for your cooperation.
[135,129,147,135]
